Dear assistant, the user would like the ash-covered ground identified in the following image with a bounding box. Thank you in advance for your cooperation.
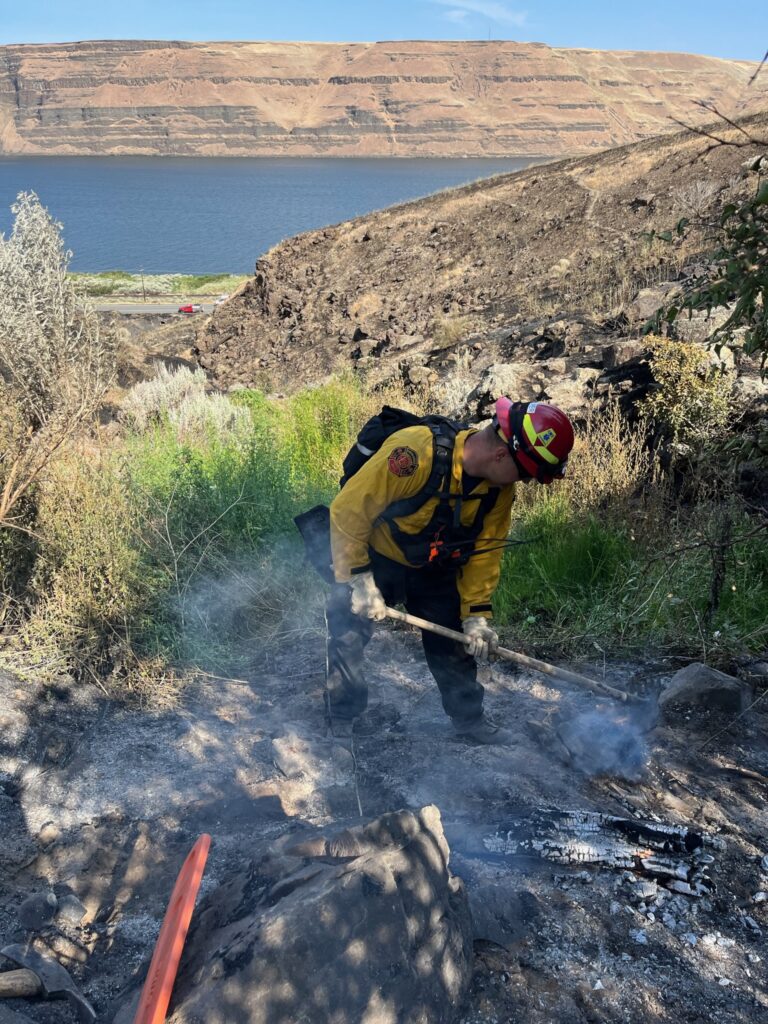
[1,625,767,1023]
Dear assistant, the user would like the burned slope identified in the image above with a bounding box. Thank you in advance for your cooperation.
[196,111,768,400]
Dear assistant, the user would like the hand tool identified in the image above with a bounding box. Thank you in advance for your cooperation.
[384,606,631,702]
[0,945,96,1024]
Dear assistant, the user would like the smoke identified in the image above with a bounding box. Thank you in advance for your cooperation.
[175,536,326,672]
[556,702,656,782]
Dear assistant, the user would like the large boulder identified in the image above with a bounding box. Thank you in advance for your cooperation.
[167,806,472,1024]
[602,339,649,370]
[629,283,680,323]
[466,362,541,417]
[659,662,753,714]
[541,367,601,416]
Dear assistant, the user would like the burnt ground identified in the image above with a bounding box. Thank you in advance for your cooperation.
[193,113,768,395]
[1,625,767,1024]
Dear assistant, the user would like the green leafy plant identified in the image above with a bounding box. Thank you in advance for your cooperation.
[639,337,735,451]
[649,163,768,369]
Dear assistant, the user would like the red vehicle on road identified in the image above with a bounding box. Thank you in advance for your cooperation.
[178,303,203,314]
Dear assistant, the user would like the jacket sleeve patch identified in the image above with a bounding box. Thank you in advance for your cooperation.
[388,446,419,477]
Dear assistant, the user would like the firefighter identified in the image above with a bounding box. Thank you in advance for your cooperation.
[326,398,575,744]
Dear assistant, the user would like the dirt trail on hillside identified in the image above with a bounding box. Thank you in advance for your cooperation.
[1,629,767,1023]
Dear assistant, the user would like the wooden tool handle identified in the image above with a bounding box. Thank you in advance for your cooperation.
[384,606,628,702]
[0,968,42,999]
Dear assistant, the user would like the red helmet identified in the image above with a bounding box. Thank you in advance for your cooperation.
[494,398,574,484]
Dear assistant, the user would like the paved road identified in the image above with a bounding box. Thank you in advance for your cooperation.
[94,302,215,315]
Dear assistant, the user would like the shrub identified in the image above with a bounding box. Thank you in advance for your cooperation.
[554,400,652,518]
[651,169,768,368]
[18,451,148,680]
[640,338,735,451]
[673,179,720,219]
[431,315,471,350]
[120,364,251,441]
[494,400,766,659]
[0,192,116,527]
[119,365,209,432]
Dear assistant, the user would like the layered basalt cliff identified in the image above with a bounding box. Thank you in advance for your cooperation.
[0,39,764,157]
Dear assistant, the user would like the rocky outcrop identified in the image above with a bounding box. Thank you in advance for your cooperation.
[162,807,473,1024]
[0,40,765,157]
[194,112,768,411]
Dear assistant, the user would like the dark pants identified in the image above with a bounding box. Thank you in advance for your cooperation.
[326,551,484,724]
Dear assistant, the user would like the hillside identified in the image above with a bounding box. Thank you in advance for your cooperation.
[0,39,765,158]
[195,111,768,412]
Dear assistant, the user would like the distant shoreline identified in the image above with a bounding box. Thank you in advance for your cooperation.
[71,271,248,300]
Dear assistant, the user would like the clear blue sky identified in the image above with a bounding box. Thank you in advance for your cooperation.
[0,1,764,62]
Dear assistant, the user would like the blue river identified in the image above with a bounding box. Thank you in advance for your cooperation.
[0,156,539,273]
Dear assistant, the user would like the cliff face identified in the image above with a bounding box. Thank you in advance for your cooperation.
[0,39,764,158]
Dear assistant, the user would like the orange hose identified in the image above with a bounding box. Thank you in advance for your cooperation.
[132,833,211,1024]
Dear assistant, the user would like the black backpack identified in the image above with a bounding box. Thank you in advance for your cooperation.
[340,405,463,496]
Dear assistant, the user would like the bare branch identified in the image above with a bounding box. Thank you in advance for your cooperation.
[748,50,768,87]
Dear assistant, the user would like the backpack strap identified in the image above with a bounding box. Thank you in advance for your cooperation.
[378,421,458,523]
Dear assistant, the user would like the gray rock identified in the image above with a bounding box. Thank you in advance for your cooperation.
[56,893,87,926]
[743,154,768,173]
[630,880,659,901]
[166,806,472,1024]
[602,340,648,370]
[540,358,568,375]
[659,662,753,714]
[355,339,380,358]
[541,368,600,416]
[466,362,522,413]
[407,365,438,388]
[18,891,57,930]
[672,306,732,345]
[630,283,680,323]
[544,319,570,340]
[729,374,765,409]
[354,356,377,371]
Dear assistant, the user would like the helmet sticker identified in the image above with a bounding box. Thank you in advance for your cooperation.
[527,402,539,413]
[388,446,419,477]
[538,427,556,447]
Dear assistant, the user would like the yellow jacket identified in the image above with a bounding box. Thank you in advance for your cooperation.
[330,425,515,619]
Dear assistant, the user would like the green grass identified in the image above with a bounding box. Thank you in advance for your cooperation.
[5,375,766,691]
[70,271,248,299]
[494,496,768,660]
[109,378,373,670]
[172,274,243,294]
